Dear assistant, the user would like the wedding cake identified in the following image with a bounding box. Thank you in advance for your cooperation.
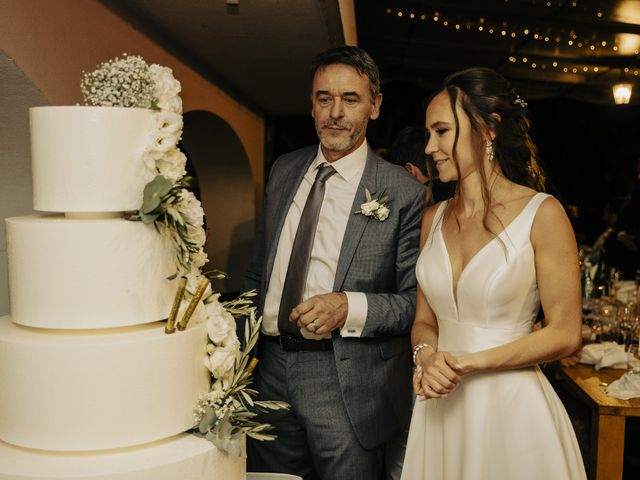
[0,71,246,478]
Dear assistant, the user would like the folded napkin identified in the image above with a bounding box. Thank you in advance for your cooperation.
[606,370,640,400]
[579,342,629,370]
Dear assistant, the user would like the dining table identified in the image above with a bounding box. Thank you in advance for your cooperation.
[559,364,640,480]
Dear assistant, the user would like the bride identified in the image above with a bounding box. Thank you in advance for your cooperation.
[402,68,587,479]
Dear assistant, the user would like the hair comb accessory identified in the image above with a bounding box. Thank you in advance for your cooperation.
[514,95,528,108]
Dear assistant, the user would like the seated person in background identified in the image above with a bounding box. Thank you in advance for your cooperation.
[385,125,453,204]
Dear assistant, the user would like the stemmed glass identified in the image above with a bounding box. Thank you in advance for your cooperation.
[616,303,637,350]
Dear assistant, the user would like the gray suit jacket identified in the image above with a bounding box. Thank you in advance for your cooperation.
[245,145,424,449]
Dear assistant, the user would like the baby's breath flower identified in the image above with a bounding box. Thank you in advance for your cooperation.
[81,54,154,108]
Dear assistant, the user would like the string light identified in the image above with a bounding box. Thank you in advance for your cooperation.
[504,54,635,77]
[385,4,638,88]
[385,6,627,55]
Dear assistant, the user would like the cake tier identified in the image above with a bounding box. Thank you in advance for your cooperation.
[0,434,246,480]
[0,319,209,451]
[7,215,175,329]
[30,106,155,212]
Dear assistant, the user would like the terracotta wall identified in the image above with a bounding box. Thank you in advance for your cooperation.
[0,0,265,197]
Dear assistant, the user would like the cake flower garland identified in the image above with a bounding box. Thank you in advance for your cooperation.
[81,54,288,457]
[82,54,200,275]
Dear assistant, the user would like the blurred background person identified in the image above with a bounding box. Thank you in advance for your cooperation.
[385,125,453,205]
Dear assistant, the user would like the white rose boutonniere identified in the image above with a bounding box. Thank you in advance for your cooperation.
[355,188,391,222]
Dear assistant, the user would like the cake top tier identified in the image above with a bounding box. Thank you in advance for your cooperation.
[31,55,185,214]
[30,106,161,213]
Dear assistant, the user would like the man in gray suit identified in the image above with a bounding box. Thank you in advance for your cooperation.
[245,46,424,480]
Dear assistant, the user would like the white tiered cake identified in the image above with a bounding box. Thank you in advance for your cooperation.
[0,107,246,479]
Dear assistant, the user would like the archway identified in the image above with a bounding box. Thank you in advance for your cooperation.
[181,110,256,296]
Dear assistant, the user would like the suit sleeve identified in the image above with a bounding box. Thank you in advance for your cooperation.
[359,187,424,338]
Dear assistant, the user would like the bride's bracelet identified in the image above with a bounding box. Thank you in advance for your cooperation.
[412,343,435,366]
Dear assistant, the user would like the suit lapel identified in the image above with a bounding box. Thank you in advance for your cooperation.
[333,150,380,291]
[264,149,317,287]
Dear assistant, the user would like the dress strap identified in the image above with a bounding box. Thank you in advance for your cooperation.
[426,201,448,244]
[506,192,552,249]
[520,192,552,227]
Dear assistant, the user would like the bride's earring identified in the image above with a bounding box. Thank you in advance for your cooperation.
[485,139,494,162]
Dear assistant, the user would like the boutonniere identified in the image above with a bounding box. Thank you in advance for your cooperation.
[355,188,390,222]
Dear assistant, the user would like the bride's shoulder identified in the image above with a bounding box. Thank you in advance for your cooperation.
[533,194,567,224]
[530,194,574,245]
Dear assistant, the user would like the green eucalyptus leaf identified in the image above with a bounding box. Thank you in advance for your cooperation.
[141,175,173,214]
[198,406,218,434]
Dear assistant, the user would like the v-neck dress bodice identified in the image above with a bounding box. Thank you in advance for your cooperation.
[417,193,545,355]
[401,192,586,480]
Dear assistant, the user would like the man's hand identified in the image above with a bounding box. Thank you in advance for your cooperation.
[290,292,348,335]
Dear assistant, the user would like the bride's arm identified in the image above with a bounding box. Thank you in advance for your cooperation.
[456,196,582,374]
[412,203,462,398]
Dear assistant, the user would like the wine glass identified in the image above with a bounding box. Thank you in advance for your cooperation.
[616,304,635,349]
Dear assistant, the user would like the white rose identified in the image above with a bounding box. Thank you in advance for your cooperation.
[191,249,209,269]
[143,111,183,167]
[206,343,239,380]
[375,205,390,221]
[154,110,183,135]
[158,94,182,115]
[206,298,238,346]
[360,200,380,216]
[185,268,210,295]
[141,150,159,174]
[157,148,187,183]
[186,224,206,246]
[146,130,180,161]
[150,65,182,115]
[177,190,205,227]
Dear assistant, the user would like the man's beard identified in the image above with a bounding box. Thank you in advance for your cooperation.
[317,121,364,154]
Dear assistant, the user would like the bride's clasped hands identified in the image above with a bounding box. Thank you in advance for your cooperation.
[413,348,477,399]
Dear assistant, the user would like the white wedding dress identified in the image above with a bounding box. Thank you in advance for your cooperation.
[401,193,586,480]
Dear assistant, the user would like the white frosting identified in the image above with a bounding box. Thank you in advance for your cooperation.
[6,215,176,329]
[0,319,210,451]
[0,434,246,480]
[1,104,246,479]
[30,106,155,213]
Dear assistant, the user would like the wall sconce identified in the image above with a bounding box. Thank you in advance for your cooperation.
[612,80,633,104]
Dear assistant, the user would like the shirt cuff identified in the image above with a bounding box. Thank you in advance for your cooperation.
[340,292,367,337]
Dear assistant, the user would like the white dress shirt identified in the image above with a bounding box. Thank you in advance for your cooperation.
[262,142,369,339]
